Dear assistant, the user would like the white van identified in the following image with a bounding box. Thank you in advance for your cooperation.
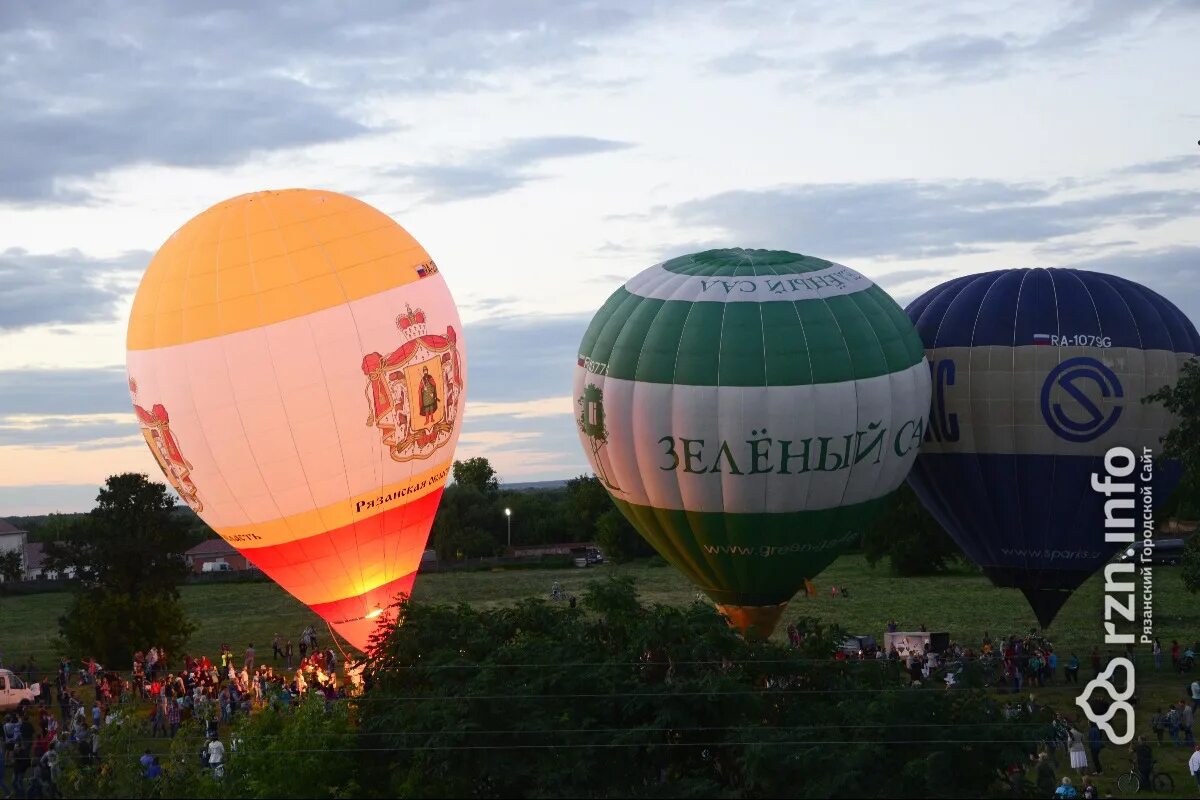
[0,668,39,712]
[202,559,232,573]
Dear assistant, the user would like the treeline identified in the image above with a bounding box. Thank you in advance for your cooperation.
[9,456,972,576]
[59,578,1050,799]
[432,457,655,561]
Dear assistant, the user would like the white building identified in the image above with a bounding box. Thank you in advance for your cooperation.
[0,519,28,581]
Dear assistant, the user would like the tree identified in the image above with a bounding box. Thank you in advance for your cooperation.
[1183,535,1200,594]
[862,484,963,575]
[452,457,500,494]
[1145,357,1200,518]
[362,577,1044,798]
[0,549,22,582]
[564,474,612,539]
[430,484,502,559]
[594,508,654,562]
[43,473,195,666]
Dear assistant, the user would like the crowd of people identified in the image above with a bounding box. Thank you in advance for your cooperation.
[0,625,360,796]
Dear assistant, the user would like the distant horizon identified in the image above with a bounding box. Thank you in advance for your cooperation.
[0,476,579,520]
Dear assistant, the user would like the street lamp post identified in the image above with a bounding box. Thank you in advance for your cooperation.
[505,507,512,549]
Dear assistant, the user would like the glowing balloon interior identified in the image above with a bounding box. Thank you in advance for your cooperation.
[126,189,465,650]
[905,268,1198,627]
[574,249,931,638]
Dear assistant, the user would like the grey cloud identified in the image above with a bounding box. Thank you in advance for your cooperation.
[387,136,632,203]
[1076,246,1200,322]
[0,249,150,330]
[0,423,135,449]
[0,368,130,415]
[1116,155,1200,175]
[466,313,589,403]
[875,267,952,287]
[667,180,1200,260]
[0,484,105,515]
[0,2,659,203]
[713,0,1194,90]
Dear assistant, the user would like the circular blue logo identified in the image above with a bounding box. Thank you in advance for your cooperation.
[1040,357,1123,442]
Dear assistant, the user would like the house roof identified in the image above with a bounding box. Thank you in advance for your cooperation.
[23,542,45,572]
[185,538,237,558]
[0,518,25,534]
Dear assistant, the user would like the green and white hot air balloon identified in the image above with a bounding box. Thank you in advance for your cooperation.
[574,249,931,637]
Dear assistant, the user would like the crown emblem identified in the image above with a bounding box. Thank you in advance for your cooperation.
[395,304,428,342]
[128,377,138,396]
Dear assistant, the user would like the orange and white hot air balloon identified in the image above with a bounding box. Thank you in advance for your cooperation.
[126,189,466,651]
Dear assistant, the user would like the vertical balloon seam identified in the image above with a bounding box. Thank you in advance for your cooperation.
[966,271,1007,571]
[753,262,771,561]
[670,274,727,591]
[186,201,261,540]
[1007,269,1035,576]
[919,271,995,575]
[175,203,255,538]
[248,196,350,609]
[961,272,1013,577]
[840,287,900,518]
[729,253,758,597]
[1049,269,1108,588]
[214,198,297,562]
[715,258,738,596]
[643,262,715,587]
[250,196,358,611]
[339,198,405,611]
[265,193,373,615]
[912,276,980,573]
[259,193,354,603]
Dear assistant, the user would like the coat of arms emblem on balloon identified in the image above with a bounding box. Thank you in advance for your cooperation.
[362,304,464,462]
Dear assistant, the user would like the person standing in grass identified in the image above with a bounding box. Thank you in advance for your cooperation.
[1180,700,1195,747]
[1067,725,1088,774]
[1087,721,1104,774]
[1188,744,1200,791]
[1153,638,1163,670]
[284,640,293,670]
[1191,678,1200,711]
[244,644,255,672]
[1035,752,1056,796]
[272,634,283,662]
[1065,654,1079,684]
[1131,736,1153,787]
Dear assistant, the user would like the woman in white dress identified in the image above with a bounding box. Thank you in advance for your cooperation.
[1067,726,1089,772]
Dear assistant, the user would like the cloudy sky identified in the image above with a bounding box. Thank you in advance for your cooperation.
[1,0,1197,515]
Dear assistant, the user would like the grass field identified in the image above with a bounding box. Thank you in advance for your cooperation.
[3,555,1198,795]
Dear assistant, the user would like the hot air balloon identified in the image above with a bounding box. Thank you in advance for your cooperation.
[905,268,1198,627]
[574,249,931,637]
[126,189,466,651]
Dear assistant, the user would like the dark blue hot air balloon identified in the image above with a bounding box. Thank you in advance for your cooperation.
[906,268,1199,627]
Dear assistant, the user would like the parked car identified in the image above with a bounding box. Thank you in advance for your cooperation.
[0,668,39,712]
[840,634,879,657]
[1118,537,1186,566]
[570,546,605,568]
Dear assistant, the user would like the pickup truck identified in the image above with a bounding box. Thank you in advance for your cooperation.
[0,668,40,712]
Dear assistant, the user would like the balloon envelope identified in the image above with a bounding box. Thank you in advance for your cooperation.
[126,189,465,650]
[574,249,930,636]
[905,267,1198,626]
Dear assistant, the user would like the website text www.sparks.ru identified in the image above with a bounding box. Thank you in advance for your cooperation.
[701,532,860,557]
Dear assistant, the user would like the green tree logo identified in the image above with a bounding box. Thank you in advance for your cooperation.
[578,383,619,490]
